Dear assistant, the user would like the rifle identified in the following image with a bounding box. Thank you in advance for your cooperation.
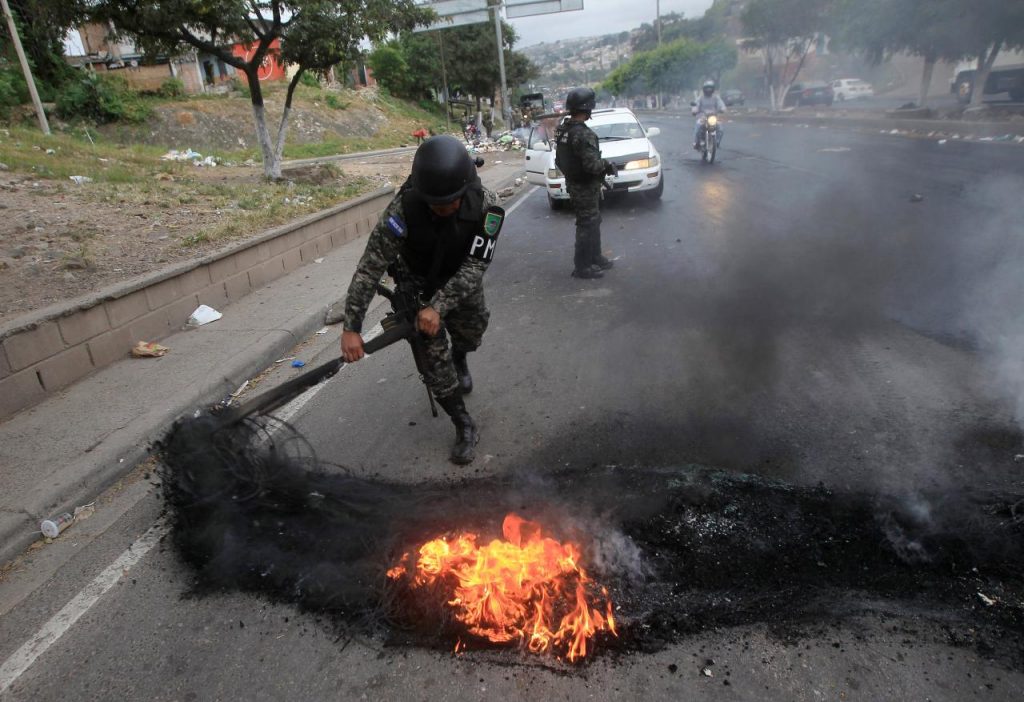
[218,274,436,427]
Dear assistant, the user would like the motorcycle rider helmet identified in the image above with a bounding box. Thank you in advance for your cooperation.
[702,80,716,97]
[565,87,597,116]
[410,135,477,204]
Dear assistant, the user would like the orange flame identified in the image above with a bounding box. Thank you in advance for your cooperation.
[387,513,616,661]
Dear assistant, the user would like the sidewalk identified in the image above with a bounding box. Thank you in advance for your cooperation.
[0,155,526,566]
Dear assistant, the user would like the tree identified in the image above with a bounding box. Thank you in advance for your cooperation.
[2,0,86,90]
[741,0,830,111]
[830,0,963,107]
[368,43,409,96]
[602,37,736,102]
[89,1,432,179]
[953,0,1024,107]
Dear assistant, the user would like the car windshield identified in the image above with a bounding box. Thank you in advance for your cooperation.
[592,120,646,140]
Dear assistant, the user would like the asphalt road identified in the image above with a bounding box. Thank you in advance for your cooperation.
[3,118,1023,700]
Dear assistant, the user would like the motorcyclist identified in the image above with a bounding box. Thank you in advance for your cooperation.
[692,80,727,150]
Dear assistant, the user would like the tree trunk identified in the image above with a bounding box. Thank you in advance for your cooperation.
[244,69,279,179]
[919,56,936,108]
[969,41,1002,108]
[270,69,305,181]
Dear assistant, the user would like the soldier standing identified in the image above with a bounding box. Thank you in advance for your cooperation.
[555,87,617,279]
[340,136,502,464]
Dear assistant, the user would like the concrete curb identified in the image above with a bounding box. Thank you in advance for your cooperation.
[282,145,417,170]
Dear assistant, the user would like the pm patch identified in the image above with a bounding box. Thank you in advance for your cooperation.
[386,214,406,238]
[469,206,504,262]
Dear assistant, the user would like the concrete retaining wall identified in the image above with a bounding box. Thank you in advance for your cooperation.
[0,186,394,420]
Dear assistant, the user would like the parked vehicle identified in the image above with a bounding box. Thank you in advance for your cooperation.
[783,82,834,107]
[722,89,745,106]
[695,113,721,164]
[951,50,1024,104]
[523,108,663,210]
[831,78,874,101]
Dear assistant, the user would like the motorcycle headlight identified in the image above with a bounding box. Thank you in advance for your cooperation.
[624,155,659,170]
[707,115,718,127]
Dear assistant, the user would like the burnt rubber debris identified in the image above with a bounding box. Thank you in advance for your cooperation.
[159,411,1024,665]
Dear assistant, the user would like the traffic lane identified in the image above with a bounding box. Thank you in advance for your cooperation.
[644,115,1023,376]
[598,120,1021,489]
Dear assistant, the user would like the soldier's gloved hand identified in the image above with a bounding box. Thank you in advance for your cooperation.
[604,161,618,177]
[416,306,442,337]
[341,330,365,363]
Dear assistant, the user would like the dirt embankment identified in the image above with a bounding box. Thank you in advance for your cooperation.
[0,87,448,325]
[99,86,424,153]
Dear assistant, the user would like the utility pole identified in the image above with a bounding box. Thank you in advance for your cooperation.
[436,30,451,134]
[490,0,511,128]
[1,0,50,134]
[655,0,662,109]
[656,0,662,46]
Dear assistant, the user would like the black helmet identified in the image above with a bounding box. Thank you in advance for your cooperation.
[410,135,476,204]
[565,87,596,115]
[702,80,716,96]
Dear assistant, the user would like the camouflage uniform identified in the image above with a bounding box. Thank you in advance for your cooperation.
[555,118,611,271]
[343,180,499,399]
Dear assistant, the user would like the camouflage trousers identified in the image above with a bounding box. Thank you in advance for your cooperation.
[567,180,603,271]
[413,286,490,398]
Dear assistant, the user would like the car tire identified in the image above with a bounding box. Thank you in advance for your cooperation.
[548,195,565,211]
[837,92,845,102]
[644,177,664,201]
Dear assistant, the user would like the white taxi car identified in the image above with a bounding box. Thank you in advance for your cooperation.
[831,78,874,101]
[524,108,663,210]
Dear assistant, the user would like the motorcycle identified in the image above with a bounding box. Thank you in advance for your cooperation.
[696,113,720,164]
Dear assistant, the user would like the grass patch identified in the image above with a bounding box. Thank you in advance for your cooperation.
[181,178,375,249]
[0,125,189,183]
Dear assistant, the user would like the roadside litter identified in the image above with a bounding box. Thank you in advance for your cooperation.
[161,149,221,167]
[131,341,169,357]
[161,148,202,161]
[39,502,95,540]
[291,360,306,368]
[68,175,93,185]
[187,304,223,327]
[40,512,73,538]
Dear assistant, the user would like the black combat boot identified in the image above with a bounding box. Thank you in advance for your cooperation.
[573,231,603,279]
[589,229,614,270]
[436,392,479,465]
[452,350,473,394]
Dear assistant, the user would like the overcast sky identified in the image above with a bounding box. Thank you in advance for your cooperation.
[508,0,714,47]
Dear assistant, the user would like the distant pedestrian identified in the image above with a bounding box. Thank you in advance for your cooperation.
[554,87,617,279]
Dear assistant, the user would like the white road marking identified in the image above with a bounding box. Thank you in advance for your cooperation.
[271,322,383,427]
[0,519,169,695]
[504,185,538,216]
